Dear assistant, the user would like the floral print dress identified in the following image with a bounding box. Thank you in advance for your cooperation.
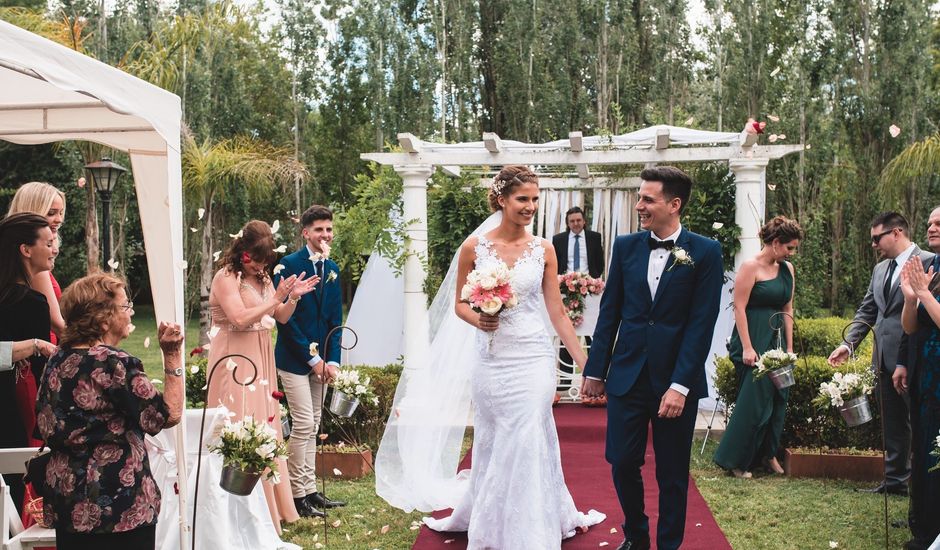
[35,345,170,534]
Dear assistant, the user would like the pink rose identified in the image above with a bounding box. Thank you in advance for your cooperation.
[580,286,588,295]
[66,428,87,446]
[131,375,157,400]
[71,500,102,532]
[139,405,166,434]
[118,462,137,487]
[115,501,149,532]
[108,416,126,435]
[86,462,101,483]
[90,368,113,389]
[37,407,55,438]
[93,444,123,466]
[47,368,61,391]
[58,353,82,379]
[73,379,103,410]
[112,363,127,386]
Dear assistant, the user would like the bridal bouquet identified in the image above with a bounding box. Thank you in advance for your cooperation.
[210,416,289,483]
[333,368,379,406]
[753,349,797,379]
[558,272,605,327]
[460,263,518,315]
[813,368,875,408]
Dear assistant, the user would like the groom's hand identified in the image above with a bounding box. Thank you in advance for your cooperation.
[581,378,605,398]
[658,389,686,419]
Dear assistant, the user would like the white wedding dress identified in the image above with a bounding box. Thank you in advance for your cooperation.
[424,236,604,548]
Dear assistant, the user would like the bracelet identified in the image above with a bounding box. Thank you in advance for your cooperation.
[288,296,301,305]
[32,338,39,357]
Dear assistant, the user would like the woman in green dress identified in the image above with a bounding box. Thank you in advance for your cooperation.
[714,216,802,478]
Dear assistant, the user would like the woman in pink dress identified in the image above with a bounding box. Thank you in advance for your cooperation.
[7,181,67,344]
[205,220,317,531]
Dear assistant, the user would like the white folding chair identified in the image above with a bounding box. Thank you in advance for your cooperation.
[0,448,55,550]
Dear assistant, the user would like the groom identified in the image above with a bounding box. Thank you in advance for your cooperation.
[582,166,723,550]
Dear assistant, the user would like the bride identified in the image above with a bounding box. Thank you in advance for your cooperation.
[376,165,603,548]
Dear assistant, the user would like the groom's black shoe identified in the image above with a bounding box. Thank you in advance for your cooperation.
[307,491,346,509]
[616,538,651,550]
[293,497,326,518]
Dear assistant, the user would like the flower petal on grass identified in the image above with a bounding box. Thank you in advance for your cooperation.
[380,525,390,534]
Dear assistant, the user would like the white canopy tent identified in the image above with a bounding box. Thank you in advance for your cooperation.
[0,20,189,547]
[360,126,802,407]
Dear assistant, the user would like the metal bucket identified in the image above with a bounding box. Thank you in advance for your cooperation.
[767,364,796,390]
[839,395,873,427]
[219,464,262,496]
[329,389,360,417]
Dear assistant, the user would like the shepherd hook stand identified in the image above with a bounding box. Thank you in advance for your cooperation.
[841,320,889,550]
[190,354,259,550]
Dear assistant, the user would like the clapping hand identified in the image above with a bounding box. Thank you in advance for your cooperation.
[288,271,319,300]
[901,257,933,301]
[157,322,184,355]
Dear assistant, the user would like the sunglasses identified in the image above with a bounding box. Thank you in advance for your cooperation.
[871,229,896,245]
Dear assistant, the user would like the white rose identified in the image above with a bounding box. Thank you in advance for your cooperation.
[673,249,689,262]
[256,441,277,459]
[479,275,498,290]
[460,284,473,301]
[506,294,519,308]
[480,298,503,315]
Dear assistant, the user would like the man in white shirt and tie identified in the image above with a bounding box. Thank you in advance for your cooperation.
[552,206,604,278]
[828,212,933,496]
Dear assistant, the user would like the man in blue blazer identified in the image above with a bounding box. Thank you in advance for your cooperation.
[274,204,346,517]
[582,166,723,550]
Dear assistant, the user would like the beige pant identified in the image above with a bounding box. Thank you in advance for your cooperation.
[278,369,326,499]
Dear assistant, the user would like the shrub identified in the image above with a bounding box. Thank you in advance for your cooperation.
[713,354,882,450]
[186,354,209,409]
[795,317,873,360]
[320,364,403,450]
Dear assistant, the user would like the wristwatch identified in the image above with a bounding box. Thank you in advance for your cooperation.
[164,367,184,377]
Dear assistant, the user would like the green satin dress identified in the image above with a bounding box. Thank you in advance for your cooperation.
[714,262,793,471]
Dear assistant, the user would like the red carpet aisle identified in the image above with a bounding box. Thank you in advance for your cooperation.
[412,404,730,549]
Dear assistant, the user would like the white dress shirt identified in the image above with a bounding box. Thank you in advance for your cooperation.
[648,225,690,397]
[567,230,589,273]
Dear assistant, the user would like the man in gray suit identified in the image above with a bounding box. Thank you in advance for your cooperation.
[828,212,935,495]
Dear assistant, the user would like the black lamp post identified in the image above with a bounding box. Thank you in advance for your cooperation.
[84,157,127,269]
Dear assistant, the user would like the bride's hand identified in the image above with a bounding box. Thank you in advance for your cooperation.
[477,312,499,332]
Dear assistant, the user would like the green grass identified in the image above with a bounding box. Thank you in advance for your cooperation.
[692,437,910,549]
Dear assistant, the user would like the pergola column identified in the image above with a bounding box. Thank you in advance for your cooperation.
[729,158,770,270]
[395,164,433,370]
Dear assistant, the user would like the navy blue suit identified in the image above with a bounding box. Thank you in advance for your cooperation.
[585,228,723,549]
[274,246,343,374]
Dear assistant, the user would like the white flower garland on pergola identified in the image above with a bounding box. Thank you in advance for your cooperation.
[361,125,802,372]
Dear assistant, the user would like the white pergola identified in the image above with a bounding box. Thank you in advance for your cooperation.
[361,126,802,373]
[0,21,189,549]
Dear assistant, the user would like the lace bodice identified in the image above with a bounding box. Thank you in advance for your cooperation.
[474,236,545,326]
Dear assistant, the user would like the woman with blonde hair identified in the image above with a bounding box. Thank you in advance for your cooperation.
[7,181,67,342]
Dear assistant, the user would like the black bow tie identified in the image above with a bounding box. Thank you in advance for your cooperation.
[648,237,675,251]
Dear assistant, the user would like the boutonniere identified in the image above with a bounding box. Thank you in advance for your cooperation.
[666,246,694,271]
[325,270,338,284]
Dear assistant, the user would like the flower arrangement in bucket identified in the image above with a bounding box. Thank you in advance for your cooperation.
[558,272,605,327]
[813,363,876,427]
[329,368,379,417]
[209,416,289,495]
[753,349,798,389]
[930,429,940,473]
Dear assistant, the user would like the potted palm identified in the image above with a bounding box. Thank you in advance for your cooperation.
[209,416,289,495]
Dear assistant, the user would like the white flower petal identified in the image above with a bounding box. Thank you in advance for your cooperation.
[127,323,136,334]
[273,264,285,275]
[208,326,220,339]
[767,114,780,122]
[212,250,221,262]
[107,258,119,270]
[143,336,151,348]
[229,229,243,239]
[712,222,724,230]
[770,66,780,77]
[333,467,342,476]
[889,124,901,138]
[226,358,237,371]
[151,378,163,384]
[197,208,205,220]
[274,245,287,254]
[190,227,198,233]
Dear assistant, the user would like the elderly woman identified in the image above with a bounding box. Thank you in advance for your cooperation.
[7,181,67,342]
[36,273,183,549]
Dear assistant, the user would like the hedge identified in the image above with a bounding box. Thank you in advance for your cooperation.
[794,317,874,360]
[320,364,403,450]
[713,355,883,450]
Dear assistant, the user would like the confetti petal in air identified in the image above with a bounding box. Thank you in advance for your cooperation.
[684,116,694,126]
[274,245,287,254]
[178,260,188,270]
[768,184,777,191]
[889,125,901,138]
[273,264,285,275]
[226,358,237,371]
[712,222,724,229]
[190,227,198,233]
[271,220,280,234]
[143,337,151,348]
[229,230,243,239]
[770,66,780,77]
[599,543,609,548]
[778,134,786,140]
[107,258,119,270]
[197,208,205,220]
[247,384,256,392]
[190,365,200,374]
[768,134,779,143]
[127,323,136,334]
[213,251,221,262]
[333,468,342,476]
[151,379,163,385]
[767,114,780,122]
[208,326,220,339]
[77,177,86,188]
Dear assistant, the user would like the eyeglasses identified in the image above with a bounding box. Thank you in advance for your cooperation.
[871,229,896,245]
[119,301,134,311]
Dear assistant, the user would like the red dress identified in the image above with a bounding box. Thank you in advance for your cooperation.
[48,272,60,345]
